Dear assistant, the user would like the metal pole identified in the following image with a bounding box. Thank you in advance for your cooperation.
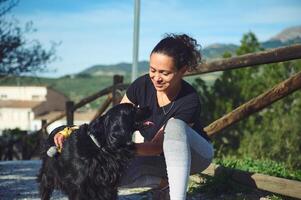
[132,0,140,82]
[66,101,74,126]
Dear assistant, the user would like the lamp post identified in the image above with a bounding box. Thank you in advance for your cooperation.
[131,0,140,82]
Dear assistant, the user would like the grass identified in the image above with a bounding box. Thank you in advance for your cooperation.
[214,156,301,181]
[187,156,301,200]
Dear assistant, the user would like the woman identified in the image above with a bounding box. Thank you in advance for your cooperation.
[54,33,213,200]
[118,34,214,200]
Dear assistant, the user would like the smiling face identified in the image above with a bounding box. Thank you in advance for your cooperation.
[149,53,186,93]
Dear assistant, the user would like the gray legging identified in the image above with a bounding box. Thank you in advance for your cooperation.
[119,118,214,200]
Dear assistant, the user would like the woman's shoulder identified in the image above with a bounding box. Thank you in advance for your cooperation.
[181,80,198,97]
[128,74,154,96]
[130,74,154,91]
[131,74,150,85]
[175,80,200,108]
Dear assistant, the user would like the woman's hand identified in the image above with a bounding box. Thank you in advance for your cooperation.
[151,127,164,144]
[54,133,65,150]
[135,127,165,156]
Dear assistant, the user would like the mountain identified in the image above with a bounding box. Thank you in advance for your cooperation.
[202,43,238,59]
[269,26,301,42]
[79,25,301,76]
[202,25,301,59]
[79,61,149,76]
[262,25,301,49]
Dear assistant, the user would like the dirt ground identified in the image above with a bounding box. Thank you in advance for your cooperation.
[0,160,291,200]
[0,160,154,200]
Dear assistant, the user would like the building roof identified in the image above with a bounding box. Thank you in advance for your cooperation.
[0,100,43,108]
[35,110,98,121]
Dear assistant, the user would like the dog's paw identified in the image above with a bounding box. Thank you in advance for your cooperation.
[47,146,58,157]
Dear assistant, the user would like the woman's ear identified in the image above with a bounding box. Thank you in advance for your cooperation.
[179,66,188,75]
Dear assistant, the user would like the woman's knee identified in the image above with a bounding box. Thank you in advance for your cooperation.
[166,118,186,129]
[164,118,188,140]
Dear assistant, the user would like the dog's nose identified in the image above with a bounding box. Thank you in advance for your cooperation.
[143,121,155,126]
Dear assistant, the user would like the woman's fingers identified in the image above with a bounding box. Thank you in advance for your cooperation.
[54,133,64,148]
[151,128,164,144]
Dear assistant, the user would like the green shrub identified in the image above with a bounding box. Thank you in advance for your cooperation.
[214,156,301,181]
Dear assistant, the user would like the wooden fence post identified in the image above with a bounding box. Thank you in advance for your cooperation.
[41,119,48,137]
[112,75,124,106]
[33,119,49,159]
[66,101,74,126]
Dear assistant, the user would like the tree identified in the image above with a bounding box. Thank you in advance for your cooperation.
[202,32,264,155]
[238,60,301,169]
[194,32,301,169]
[236,32,263,56]
[0,0,56,77]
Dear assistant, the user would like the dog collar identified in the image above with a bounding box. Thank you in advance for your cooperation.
[87,130,102,149]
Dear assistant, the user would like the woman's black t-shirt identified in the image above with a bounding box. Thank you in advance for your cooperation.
[126,74,210,142]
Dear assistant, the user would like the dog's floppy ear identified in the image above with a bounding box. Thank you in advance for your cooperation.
[88,115,105,139]
[89,114,104,126]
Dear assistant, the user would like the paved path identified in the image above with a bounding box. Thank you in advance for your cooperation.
[0,160,279,200]
[0,160,151,200]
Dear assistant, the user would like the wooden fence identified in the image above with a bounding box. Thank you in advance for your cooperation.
[40,44,301,199]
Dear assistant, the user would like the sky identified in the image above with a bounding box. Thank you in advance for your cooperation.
[10,0,301,77]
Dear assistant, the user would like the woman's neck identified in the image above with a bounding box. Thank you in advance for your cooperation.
[157,82,182,106]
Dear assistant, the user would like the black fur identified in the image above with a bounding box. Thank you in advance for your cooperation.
[37,103,150,200]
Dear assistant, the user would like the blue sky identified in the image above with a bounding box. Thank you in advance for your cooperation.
[12,0,301,77]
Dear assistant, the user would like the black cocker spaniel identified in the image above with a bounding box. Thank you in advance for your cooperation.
[37,103,150,200]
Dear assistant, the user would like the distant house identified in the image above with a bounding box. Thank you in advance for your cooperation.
[0,86,70,133]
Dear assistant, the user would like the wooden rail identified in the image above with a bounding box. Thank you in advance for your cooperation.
[205,70,301,136]
[186,44,301,76]
[202,164,301,199]
[73,83,129,111]
[92,93,113,121]
[42,82,129,129]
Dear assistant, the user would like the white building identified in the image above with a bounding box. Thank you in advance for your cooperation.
[0,86,70,133]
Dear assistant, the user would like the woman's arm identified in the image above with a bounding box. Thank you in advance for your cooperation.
[134,119,193,156]
[120,94,134,104]
[135,127,164,156]
[120,94,163,156]
[121,94,163,156]
[135,142,163,156]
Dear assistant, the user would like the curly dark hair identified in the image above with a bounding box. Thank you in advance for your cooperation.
[151,33,202,71]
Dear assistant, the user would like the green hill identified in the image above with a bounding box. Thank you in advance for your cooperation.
[79,61,149,77]
[202,43,238,59]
